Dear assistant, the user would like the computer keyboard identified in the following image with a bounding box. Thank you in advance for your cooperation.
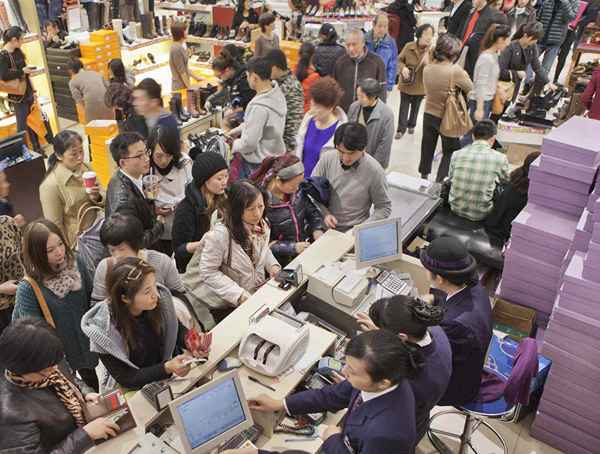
[219,424,263,451]
[376,270,408,296]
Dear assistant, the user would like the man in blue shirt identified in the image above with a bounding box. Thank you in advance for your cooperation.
[366,14,398,99]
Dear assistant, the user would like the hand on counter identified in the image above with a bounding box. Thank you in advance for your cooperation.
[294,241,310,254]
[355,312,377,332]
[165,354,193,377]
[83,418,119,441]
[269,265,282,279]
[248,394,284,413]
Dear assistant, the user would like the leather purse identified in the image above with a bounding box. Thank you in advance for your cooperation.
[0,52,26,96]
[440,66,472,138]
[492,81,515,115]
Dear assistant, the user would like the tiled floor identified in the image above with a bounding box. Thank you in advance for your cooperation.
[57,87,562,454]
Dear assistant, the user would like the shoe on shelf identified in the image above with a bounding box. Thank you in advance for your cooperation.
[407,128,414,134]
[209,24,219,37]
[147,53,155,64]
[395,132,404,140]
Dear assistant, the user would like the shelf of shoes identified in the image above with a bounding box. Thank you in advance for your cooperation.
[123,35,172,51]
[121,36,173,78]
[156,1,215,12]
[186,35,253,48]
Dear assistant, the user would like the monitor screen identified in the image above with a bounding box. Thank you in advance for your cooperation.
[357,221,400,262]
[175,377,246,449]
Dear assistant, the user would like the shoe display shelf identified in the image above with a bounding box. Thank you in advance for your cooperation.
[566,42,600,90]
[0,1,59,142]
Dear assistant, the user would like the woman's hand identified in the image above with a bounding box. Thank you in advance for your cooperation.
[186,240,204,254]
[401,67,411,81]
[238,291,250,305]
[474,108,485,121]
[248,394,284,412]
[324,214,338,229]
[0,280,18,295]
[269,265,281,279]
[85,393,101,403]
[313,230,324,241]
[23,67,35,75]
[294,241,310,254]
[165,355,192,377]
[355,312,378,332]
[322,425,342,441]
[87,185,102,202]
[83,418,119,441]
[13,214,26,228]
[155,205,172,217]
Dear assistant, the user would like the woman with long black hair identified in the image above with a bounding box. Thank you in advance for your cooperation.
[295,42,320,112]
[105,58,134,126]
[0,26,38,150]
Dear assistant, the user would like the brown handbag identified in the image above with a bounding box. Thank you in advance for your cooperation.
[0,52,27,96]
[23,276,56,328]
[440,65,473,138]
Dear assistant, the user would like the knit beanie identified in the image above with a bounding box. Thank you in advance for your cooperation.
[192,152,228,187]
[419,237,476,278]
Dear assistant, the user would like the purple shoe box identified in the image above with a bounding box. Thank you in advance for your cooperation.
[552,304,600,340]
[529,180,589,206]
[555,289,600,321]
[541,341,600,382]
[529,157,593,194]
[592,222,600,243]
[562,252,600,300]
[587,192,599,212]
[548,363,600,395]
[511,203,578,250]
[496,281,554,315]
[508,234,566,263]
[538,400,600,439]
[504,249,563,280]
[544,320,600,362]
[579,209,593,233]
[529,193,585,217]
[542,370,600,415]
[532,411,600,453]
[501,273,558,301]
[530,421,597,454]
[585,240,600,265]
[573,229,591,252]
[541,116,600,166]
[539,154,598,184]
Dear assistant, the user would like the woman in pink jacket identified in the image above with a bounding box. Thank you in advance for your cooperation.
[582,67,600,121]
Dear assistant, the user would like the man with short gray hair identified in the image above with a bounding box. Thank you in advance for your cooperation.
[332,29,386,112]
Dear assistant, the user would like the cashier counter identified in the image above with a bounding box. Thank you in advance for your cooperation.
[89,229,432,454]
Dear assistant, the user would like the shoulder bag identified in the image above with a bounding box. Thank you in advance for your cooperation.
[440,65,473,138]
[492,80,516,115]
[23,276,56,329]
[0,51,27,96]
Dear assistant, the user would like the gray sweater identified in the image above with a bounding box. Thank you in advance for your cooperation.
[312,150,392,230]
[347,100,395,169]
[81,285,178,392]
[232,82,287,164]
[469,52,500,103]
[92,250,185,303]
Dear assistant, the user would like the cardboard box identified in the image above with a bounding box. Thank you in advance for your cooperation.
[492,299,536,340]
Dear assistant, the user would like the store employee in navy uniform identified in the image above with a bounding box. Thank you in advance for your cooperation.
[244,330,420,454]
[419,237,493,406]
[356,295,453,443]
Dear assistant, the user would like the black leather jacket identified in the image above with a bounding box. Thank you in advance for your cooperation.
[105,170,163,248]
[313,42,346,77]
[267,189,325,265]
[0,364,94,454]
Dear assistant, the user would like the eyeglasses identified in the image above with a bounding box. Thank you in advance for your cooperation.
[122,149,151,160]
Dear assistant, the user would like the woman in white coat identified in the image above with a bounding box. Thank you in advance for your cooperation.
[183,180,281,327]
[295,77,347,177]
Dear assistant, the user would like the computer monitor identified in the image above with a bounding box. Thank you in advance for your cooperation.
[169,371,253,454]
[355,217,403,269]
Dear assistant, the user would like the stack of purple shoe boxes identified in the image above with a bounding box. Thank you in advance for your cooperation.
[530,225,600,453]
[497,117,600,323]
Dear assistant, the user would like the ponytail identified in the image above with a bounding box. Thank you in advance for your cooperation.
[480,23,511,52]
[369,295,443,340]
[345,330,424,384]
[295,42,315,82]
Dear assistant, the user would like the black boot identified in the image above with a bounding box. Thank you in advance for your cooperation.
[173,93,191,122]
[140,14,155,39]
[154,15,163,35]
[169,97,183,126]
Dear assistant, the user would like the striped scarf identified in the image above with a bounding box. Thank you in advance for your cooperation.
[5,369,86,426]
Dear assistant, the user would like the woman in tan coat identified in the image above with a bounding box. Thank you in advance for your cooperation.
[169,21,203,119]
[396,24,434,139]
[39,130,104,247]
[420,33,473,182]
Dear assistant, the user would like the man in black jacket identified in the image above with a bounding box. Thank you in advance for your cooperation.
[105,132,164,249]
[446,0,473,36]
[461,0,508,77]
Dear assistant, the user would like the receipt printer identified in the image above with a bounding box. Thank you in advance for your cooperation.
[239,309,310,377]
[307,263,369,307]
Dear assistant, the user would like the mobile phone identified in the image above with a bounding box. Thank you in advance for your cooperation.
[182,357,207,366]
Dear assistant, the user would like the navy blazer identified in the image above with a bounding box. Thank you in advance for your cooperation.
[410,326,453,441]
[438,284,493,406]
[286,380,416,454]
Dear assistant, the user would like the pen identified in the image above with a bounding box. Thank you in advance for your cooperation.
[248,375,276,392]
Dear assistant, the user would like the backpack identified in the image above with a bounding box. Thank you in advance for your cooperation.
[74,204,108,279]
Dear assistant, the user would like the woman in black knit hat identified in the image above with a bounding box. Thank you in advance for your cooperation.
[172,153,229,273]
[419,237,493,407]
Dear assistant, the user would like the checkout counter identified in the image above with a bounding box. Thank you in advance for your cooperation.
[89,174,440,454]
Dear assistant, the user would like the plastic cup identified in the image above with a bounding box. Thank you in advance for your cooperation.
[142,174,161,200]
[82,171,97,194]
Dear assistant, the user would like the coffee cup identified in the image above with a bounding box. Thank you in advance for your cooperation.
[82,171,97,193]
[142,174,161,200]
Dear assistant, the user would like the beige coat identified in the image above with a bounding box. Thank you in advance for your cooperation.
[398,42,431,96]
[39,163,105,247]
[170,41,190,91]
[183,222,279,316]
[69,70,114,122]
[423,62,473,119]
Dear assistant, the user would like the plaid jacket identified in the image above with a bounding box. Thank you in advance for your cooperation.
[449,141,510,221]
[277,71,305,153]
